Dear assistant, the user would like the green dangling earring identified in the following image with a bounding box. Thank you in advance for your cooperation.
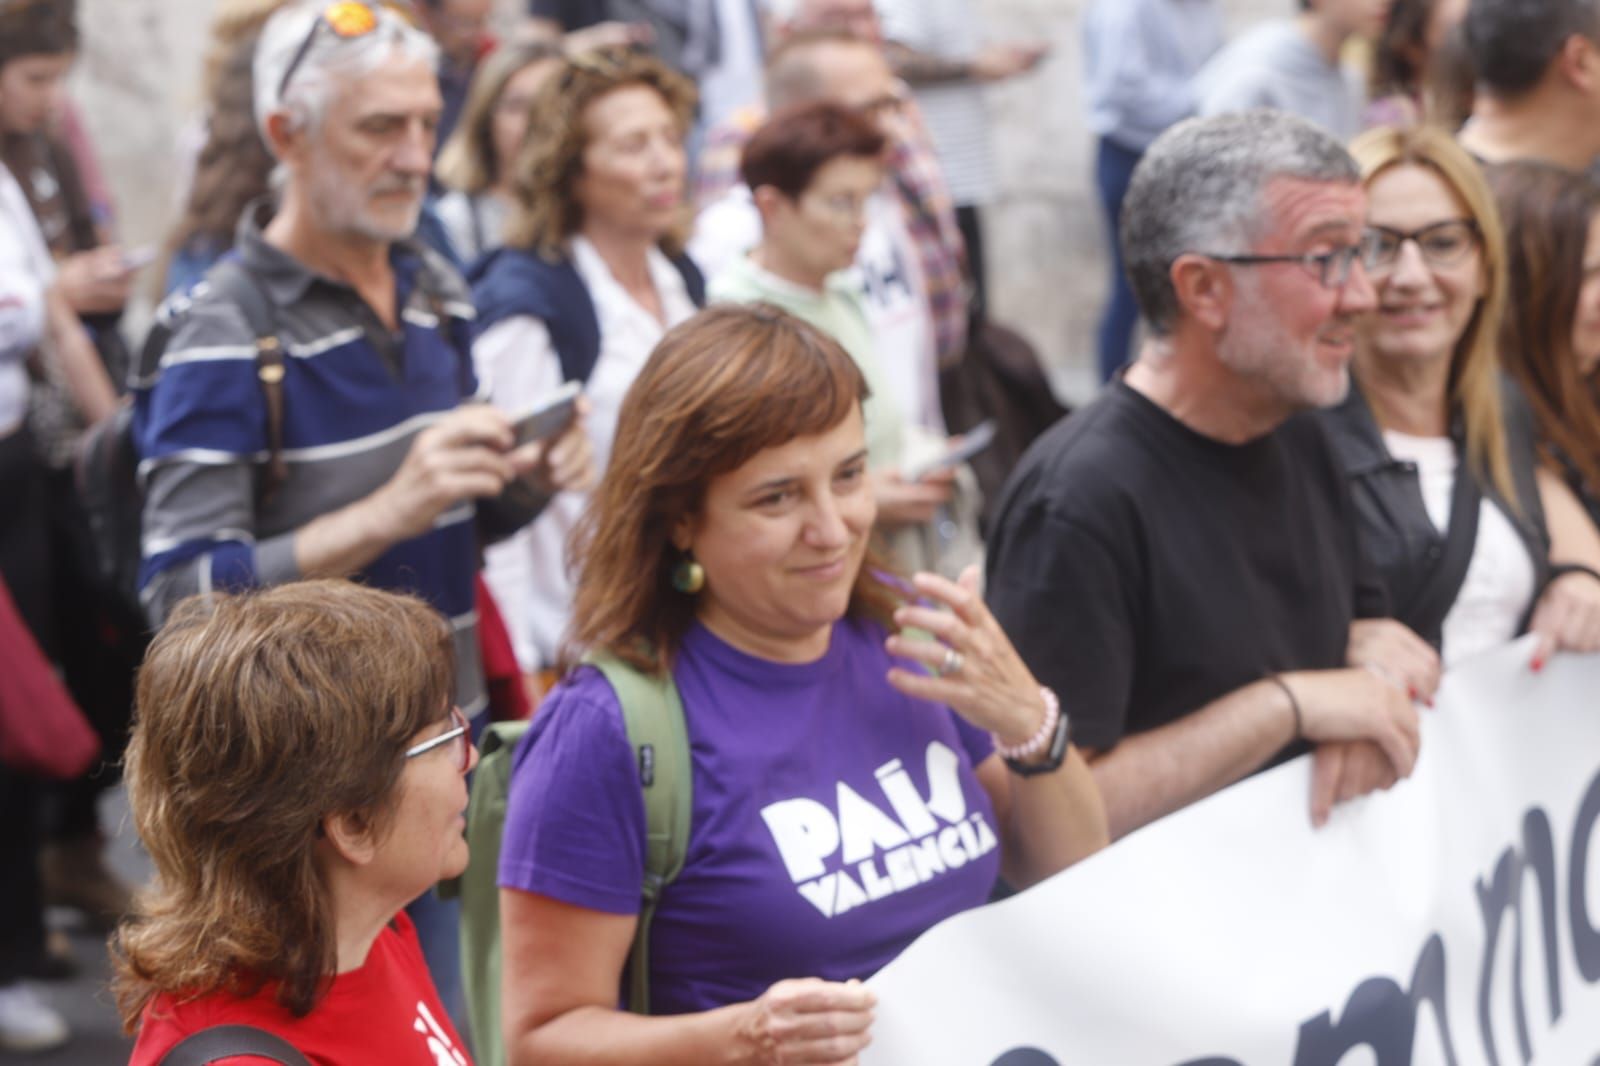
[671,555,705,594]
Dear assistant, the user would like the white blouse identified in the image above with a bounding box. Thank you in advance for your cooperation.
[0,163,52,437]
[1383,430,1537,666]
[472,236,700,670]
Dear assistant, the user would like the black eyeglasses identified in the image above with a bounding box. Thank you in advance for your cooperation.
[1201,231,1383,289]
[1363,219,1480,276]
[404,707,472,773]
[276,1,413,101]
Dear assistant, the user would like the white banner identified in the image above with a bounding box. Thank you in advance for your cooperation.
[864,638,1600,1066]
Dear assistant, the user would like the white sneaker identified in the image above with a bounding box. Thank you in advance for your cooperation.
[0,981,69,1052]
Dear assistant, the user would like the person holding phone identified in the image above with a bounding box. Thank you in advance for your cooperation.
[134,3,590,1025]
[708,100,979,575]
[468,48,706,683]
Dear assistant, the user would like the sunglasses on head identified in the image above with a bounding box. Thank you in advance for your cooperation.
[276,0,416,101]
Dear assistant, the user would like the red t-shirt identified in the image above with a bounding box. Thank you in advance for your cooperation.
[127,912,471,1066]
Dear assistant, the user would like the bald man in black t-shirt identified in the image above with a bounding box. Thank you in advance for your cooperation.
[988,111,1440,840]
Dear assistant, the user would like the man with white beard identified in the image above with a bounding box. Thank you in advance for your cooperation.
[133,0,589,1026]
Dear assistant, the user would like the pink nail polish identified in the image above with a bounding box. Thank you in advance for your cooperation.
[1531,655,1546,674]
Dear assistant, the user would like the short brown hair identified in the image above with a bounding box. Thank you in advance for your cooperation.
[0,0,77,69]
[113,581,455,1029]
[567,304,899,674]
[503,47,697,257]
[740,101,885,201]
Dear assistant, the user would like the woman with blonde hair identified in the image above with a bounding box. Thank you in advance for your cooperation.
[469,47,706,687]
[118,581,478,1064]
[434,39,564,263]
[1317,125,1600,676]
[496,305,1107,1063]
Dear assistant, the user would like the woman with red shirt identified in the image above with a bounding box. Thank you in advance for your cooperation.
[115,580,478,1065]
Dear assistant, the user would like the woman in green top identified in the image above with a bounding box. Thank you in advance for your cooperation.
[707,101,963,546]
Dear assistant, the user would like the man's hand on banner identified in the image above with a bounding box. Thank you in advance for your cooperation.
[1277,668,1421,827]
[734,977,876,1066]
[1528,569,1600,671]
[1345,619,1439,705]
[1309,741,1399,827]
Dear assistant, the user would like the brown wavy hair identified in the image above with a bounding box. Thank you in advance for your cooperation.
[502,46,697,258]
[566,304,900,675]
[112,581,454,1030]
[435,39,563,195]
[1488,160,1600,497]
[1350,124,1518,510]
[164,23,276,260]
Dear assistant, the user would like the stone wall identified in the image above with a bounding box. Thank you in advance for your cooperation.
[72,0,1286,400]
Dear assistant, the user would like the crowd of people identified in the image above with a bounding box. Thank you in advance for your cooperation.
[6,0,1600,1060]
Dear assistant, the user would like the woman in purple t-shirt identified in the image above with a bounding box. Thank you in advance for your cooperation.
[498,305,1108,1064]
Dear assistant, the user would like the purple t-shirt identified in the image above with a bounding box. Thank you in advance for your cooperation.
[499,616,1000,1015]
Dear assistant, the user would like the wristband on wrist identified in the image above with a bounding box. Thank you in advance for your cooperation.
[1266,674,1303,740]
[1550,562,1600,586]
[996,688,1071,776]
[993,687,1058,760]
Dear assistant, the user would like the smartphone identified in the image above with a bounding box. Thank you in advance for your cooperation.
[905,420,998,481]
[510,381,582,447]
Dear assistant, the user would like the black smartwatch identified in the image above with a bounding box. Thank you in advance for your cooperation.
[1004,703,1071,777]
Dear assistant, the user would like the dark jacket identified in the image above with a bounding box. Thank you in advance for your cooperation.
[1316,377,1551,650]
[467,245,706,386]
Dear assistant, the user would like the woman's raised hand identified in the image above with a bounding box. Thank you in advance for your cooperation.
[885,566,1049,747]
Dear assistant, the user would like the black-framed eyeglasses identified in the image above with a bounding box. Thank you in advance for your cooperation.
[276,1,413,101]
[404,706,471,773]
[1201,231,1383,290]
[1363,219,1481,277]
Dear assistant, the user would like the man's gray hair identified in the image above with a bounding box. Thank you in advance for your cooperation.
[1121,110,1359,336]
[253,0,439,146]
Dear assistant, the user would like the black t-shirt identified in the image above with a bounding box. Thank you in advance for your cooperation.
[986,382,1379,754]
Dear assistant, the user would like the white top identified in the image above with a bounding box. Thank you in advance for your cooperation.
[0,162,52,437]
[1383,430,1537,666]
[473,235,700,670]
[874,0,996,206]
[690,184,945,434]
[434,190,511,265]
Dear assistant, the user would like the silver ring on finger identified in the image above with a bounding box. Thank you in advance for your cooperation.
[941,647,964,676]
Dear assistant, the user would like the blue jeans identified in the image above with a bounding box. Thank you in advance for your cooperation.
[1094,136,1144,382]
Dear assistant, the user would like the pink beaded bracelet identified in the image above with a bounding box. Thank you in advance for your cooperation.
[993,687,1061,762]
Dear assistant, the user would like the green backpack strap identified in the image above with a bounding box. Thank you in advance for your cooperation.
[585,652,692,1017]
[451,719,530,1066]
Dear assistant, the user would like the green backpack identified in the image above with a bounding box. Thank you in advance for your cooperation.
[447,653,691,1066]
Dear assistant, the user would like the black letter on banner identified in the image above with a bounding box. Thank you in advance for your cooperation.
[1572,768,1600,982]
[1292,935,1456,1066]
[1522,808,1563,1024]
[1292,976,1428,1066]
[989,1050,1060,1066]
[1476,847,1532,1066]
